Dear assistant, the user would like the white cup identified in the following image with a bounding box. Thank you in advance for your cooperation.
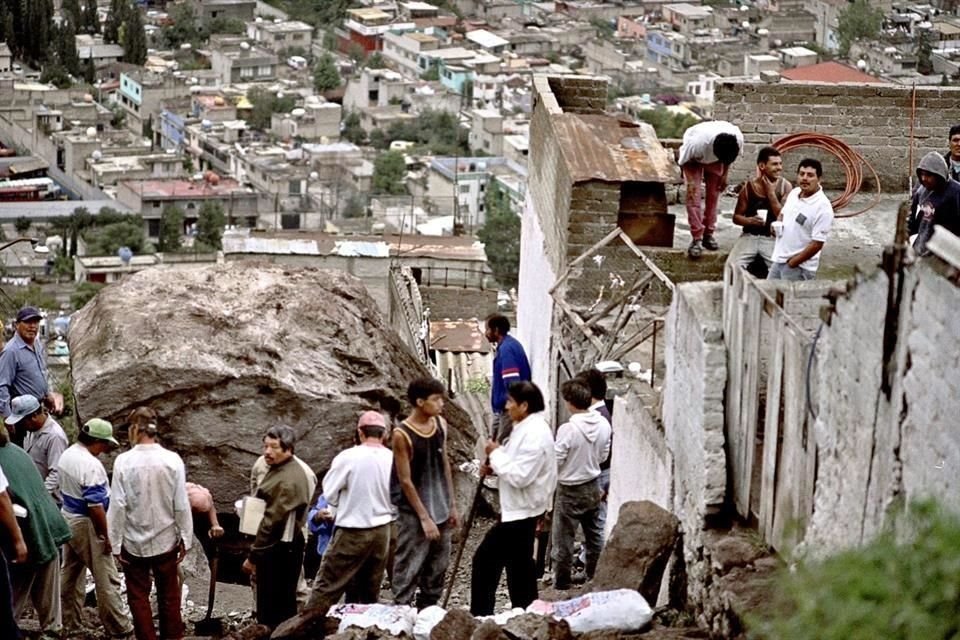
[771,220,784,237]
[757,208,768,218]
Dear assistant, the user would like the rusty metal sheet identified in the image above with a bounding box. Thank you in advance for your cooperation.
[552,113,681,184]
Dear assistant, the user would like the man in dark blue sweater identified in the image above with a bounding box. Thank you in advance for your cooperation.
[485,314,531,443]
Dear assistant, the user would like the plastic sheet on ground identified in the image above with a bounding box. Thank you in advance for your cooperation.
[413,605,447,640]
[327,602,418,635]
[526,588,653,633]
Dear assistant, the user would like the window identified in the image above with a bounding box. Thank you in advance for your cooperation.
[148,219,161,237]
[258,65,272,76]
[459,184,471,194]
[240,67,255,78]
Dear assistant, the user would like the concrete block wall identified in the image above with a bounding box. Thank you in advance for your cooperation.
[545,74,608,114]
[662,282,727,533]
[804,256,960,556]
[713,81,960,191]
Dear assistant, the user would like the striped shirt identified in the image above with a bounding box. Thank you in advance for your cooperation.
[58,443,110,519]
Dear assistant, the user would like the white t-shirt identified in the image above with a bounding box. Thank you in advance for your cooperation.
[678,120,744,166]
[58,443,111,519]
[0,466,7,493]
[772,186,835,272]
[322,444,394,529]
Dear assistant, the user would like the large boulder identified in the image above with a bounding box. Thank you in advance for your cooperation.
[591,501,680,604]
[69,263,478,512]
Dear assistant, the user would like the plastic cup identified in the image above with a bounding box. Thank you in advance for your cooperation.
[771,221,784,237]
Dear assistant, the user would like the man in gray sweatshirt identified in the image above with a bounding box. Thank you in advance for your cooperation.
[909,151,960,256]
[552,379,611,590]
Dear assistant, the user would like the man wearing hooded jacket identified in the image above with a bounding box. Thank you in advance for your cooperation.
[551,379,611,591]
[909,151,960,256]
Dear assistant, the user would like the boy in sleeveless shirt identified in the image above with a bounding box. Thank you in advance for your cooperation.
[390,378,458,609]
[729,146,792,276]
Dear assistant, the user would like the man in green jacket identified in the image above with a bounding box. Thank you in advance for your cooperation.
[0,425,71,639]
[241,425,311,628]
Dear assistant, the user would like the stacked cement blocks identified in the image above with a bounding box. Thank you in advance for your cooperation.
[713,80,960,191]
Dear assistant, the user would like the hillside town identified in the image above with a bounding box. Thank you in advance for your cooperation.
[0,0,959,639]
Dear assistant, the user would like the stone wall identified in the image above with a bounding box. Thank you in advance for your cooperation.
[419,286,497,321]
[606,391,673,540]
[713,80,960,191]
[662,282,727,532]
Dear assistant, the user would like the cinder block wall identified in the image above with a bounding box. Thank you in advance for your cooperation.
[713,81,960,192]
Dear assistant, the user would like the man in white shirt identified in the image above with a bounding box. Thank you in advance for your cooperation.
[108,407,192,640]
[678,120,744,259]
[306,411,394,614]
[768,158,835,281]
[551,379,611,590]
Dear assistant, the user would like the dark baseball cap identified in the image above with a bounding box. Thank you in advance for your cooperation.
[16,306,42,322]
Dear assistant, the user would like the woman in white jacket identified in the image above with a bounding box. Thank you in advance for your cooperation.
[470,381,557,616]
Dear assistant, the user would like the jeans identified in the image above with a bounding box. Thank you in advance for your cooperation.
[254,533,305,628]
[122,546,183,640]
[682,161,725,240]
[551,479,604,589]
[729,234,775,270]
[767,262,815,281]
[392,509,451,608]
[470,516,539,616]
[307,524,390,614]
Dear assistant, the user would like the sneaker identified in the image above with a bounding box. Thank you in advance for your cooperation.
[702,234,719,251]
[687,239,703,259]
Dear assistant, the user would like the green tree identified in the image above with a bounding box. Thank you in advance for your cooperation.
[62,0,82,27]
[313,53,341,92]
[104,0,127,44]
[159,2,200,49]
[54,20,81,77]
[71,282,105,309]
[633,107,699,140]
[246,87,296,131]
[365,52,385,69]
[420,64,440,81]
[82,221,147,255]
[159,204,184,252]
[343,195,366,218]
[83,0,100,33]
[752,501,960,640]
[196,201,226,249]
[122,5,147,65]
[14,216,30,234]
[341,111,366,145]
[477,180,520,288]
[836,0,883,56]
[3,12,16,59]
[917,29,934,75]
[40,63,72,88]
[207,16,246,35]
[372,150,408,195]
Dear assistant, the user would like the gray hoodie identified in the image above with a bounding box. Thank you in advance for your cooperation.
[555,410,612,485]
[910,151,960,255]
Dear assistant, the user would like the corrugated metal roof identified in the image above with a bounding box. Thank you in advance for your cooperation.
[553,113,680,184]
[430,319,490,353]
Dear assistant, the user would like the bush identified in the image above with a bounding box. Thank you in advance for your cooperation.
[71,281,105,309]
[752,500,960,640]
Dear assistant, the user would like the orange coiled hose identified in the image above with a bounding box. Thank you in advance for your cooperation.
[772,132,882,218]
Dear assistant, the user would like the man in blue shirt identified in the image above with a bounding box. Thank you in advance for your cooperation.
[484,314,531,442]
[0,308,64,442]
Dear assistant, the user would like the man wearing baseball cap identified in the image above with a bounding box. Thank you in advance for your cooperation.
[306,410,395,615]
[0,307,64,441]
[5,395,68,506]
[58,419,132,638]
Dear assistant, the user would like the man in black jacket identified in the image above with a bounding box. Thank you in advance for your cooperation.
[909,152,960,256]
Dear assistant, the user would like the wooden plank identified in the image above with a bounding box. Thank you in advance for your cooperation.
[799,342,818,527]
[759,322,785,542]
[584,272,654,328]
[548,227,622,295]
[725,271,746,518]
[618,230,675,290]
[771,330,806,552]
[734,290,763,517]
[554,298,606,353]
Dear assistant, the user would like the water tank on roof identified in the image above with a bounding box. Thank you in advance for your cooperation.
[118,246,133,266]
[240,42,251,50]
[214,96,225,106]
[181,43,192,50]
[83,93,94,103]
[91,149,102,161]
[201,119,213,131]
[291,108,306,117]
[86,127,97,138]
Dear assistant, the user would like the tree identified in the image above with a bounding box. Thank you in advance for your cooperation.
[40,63,72,88]
[246,87,296,131]
[71,282,105,309]
[346,42,366,68]
[420,64,440,81]
[83,0,100,33]
[365,52,385,69]
[207,16,246,35]
[62,0,82,27]
[313,53,341,92]
[158,2,200,49]
[341,111,366,145]
[54,21,81,77]
[82,220,147,255]
[159,204,184,252]
[196,201,226,249]
[917,29,934,76]
[122,5,147,65]
[633,107,699,140]
[104,0,127,44]
[477,180,521,288]
[836,0,883,56]
[372,150,408,195]
[14,216,31,234]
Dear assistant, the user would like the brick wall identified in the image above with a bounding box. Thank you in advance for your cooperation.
[419,286,498,321]
[713,80,960,191]
[545,75,608,114]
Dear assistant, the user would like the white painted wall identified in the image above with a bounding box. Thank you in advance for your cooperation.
[516,195,557,420]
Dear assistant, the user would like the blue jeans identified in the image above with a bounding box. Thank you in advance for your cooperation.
[767,262,815,281]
